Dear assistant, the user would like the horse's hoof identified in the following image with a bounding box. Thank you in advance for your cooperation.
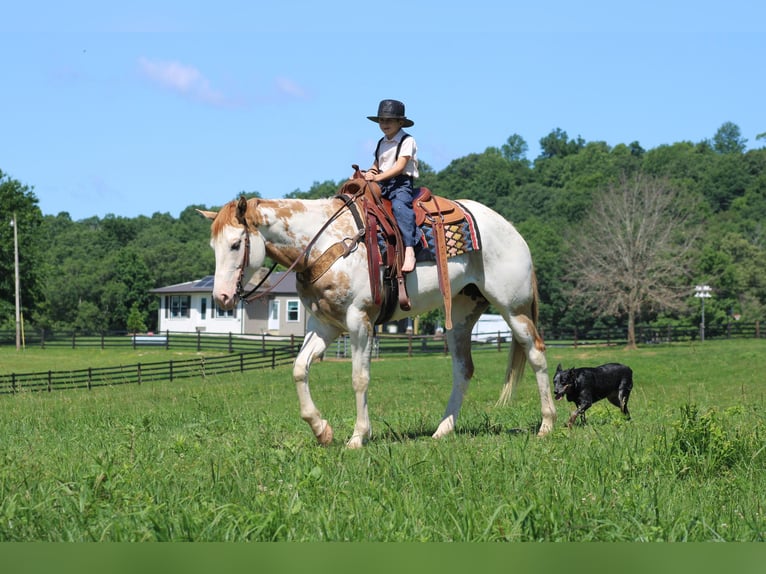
[537,424,554,437]
[316,420,333,446]
[346,436,365,449]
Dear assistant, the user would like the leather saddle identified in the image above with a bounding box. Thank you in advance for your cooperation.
[335,167,471,329]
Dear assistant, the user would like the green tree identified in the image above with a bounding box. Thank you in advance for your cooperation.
[538,128,585,160]
[501,134,529,164]
[712,121,747,154]
[0,171,46,329]
[126,302,148,334]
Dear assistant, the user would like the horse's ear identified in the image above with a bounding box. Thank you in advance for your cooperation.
[236,196,249,224]
[197,209,218,221]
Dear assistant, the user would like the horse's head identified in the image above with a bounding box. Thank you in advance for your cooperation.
[199,196,266,310]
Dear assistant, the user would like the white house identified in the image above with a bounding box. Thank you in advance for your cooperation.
[150,272,309,336]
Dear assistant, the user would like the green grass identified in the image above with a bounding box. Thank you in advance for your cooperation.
[0,339,764,541]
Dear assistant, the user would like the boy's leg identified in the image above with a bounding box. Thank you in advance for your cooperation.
[390,189,417,273]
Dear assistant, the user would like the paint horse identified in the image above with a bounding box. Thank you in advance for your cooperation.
[200,194,556,448]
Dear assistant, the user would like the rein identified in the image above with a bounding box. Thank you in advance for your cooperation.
[234,188,368,303]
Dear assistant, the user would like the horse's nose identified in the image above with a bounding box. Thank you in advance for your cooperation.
[215,290,237,310]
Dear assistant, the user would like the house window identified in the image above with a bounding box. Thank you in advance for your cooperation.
[201,297,207,320]
[215,304,235,318]
[287,299,300,322]
[168,295,191,318]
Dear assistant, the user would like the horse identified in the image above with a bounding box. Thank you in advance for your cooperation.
[200,194,556,448]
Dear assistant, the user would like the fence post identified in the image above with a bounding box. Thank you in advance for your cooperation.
[408,333,413,357]
[138,363,142,385]
[197,330,202,352]
[165,330,170,350]
[11,373,17,393]
[240,353,244,373]
[169,360,174,382]
[271,348,276,369]
[496,332,501,352]
[40,329,45,349]
[228,332,233,353]
[132,333,137,350]
[88,367,92,390]
[47,370,52,392]
[757,320,761,338]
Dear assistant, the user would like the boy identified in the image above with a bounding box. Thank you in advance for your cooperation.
[364,99,419,273]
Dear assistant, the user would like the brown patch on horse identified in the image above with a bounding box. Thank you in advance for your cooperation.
[210,200,243,237]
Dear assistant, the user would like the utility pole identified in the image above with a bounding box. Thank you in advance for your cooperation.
[12,212,21,351]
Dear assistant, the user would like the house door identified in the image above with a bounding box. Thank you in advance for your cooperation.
[268,300,280,331]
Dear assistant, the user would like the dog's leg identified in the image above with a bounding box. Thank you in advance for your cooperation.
[567,404,588,428]
[619,382,632,419]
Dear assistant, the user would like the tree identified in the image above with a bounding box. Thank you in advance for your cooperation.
[126,302,148,334]
[712,121,747,154]
[538,128,585,160]
[0,171,46,329]
[501,134,529,164]
[564,173,701,348]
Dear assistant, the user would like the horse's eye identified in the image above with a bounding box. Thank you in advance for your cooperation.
[231,240,241,251]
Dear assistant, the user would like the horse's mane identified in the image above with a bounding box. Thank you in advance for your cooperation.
[211,200,243,237]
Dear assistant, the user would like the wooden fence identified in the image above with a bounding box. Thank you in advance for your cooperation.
[0,347,297,395]
[1,322,762,395]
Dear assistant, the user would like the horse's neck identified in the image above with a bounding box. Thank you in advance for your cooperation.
[254,198,337,265]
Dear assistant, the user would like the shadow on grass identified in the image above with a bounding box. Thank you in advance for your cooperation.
[373,417,538,443]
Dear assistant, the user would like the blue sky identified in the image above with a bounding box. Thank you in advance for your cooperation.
[2,1,764,220]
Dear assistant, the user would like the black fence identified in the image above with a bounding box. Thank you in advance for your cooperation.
[1,322,762,395]
[0,329,303,353]
[0,347,297,395]
[541,320,762,346]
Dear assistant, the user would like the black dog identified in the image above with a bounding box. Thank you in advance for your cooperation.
[553,363,633,427]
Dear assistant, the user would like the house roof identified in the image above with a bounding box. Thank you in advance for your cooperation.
[150,271,299,295]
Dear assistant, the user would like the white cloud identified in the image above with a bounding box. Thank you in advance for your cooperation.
[138,57,232,107]
[274,76,310,100]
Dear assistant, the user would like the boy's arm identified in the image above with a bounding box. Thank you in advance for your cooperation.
[364,156,409,182]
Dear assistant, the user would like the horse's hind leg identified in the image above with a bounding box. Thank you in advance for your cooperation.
[506,312,557,436]
[294,319,341,445]
[433,294,487,439]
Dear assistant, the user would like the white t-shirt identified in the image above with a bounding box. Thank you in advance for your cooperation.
[375,130,419,178]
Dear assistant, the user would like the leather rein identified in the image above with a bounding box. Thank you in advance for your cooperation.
[234,190,368,302]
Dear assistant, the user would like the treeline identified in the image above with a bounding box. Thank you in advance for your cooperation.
[2,122,765,337]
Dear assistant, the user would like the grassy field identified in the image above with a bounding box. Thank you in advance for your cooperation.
[0,339,764,541]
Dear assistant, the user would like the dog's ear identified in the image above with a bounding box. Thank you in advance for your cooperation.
[556,363,562,372]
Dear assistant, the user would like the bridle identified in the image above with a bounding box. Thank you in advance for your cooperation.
[232,189,367,303]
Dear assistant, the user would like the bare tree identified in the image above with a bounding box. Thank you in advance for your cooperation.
[566,173,701,348]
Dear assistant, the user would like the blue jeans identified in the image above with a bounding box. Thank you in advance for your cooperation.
[380,175,416,248]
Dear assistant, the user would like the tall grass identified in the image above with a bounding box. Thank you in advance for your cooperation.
[0,339,764,541]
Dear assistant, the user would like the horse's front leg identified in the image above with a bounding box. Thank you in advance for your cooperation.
[294,321,340,445]
[346,312,375,449]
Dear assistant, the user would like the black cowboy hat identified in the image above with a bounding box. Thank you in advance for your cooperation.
[367,99,414,127]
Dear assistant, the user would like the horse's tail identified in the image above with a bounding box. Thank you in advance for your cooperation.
[497,269,543,406]
[497,339,527,406]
